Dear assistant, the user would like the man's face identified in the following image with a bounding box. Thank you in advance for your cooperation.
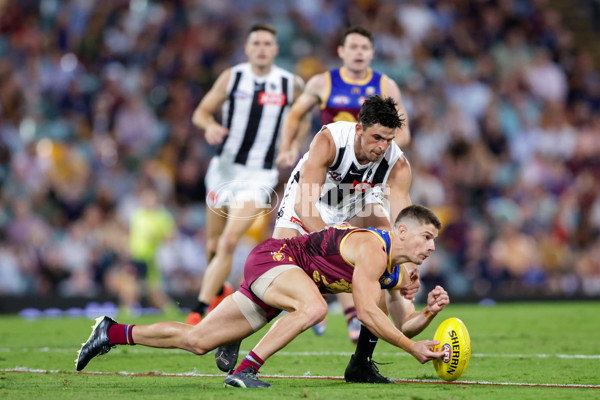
[245,30,278,68]
[338,33,375,74]
[402,223,438,265]
[356,123,396,162]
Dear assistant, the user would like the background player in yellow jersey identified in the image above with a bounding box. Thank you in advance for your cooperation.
[120,186,176,316]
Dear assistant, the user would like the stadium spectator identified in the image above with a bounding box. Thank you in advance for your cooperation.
[0,0,598,306]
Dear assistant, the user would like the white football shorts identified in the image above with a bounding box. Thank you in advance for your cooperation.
[205,156,279,209]
[274,173,387,234]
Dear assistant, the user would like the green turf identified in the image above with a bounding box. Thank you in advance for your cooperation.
[1,301,599,399]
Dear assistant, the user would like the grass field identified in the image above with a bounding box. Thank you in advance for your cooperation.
[1,301,599,399]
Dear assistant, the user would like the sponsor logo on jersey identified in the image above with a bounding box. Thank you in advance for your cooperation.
[234,90,252,100]
[351,180,375,191]
[328,171,342,181]
[259,92,286,106]
[332,94,351,105]
[290,216,307,230]
[366,86,376,95]
[351,87,361,95]
[358,96,367,106]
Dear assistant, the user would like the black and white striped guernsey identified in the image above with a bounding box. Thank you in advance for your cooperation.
[292,121,403,213]
[217,62,295,170]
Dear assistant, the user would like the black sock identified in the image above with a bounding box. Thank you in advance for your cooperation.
[192,301,209,315]
[354,324,378,362]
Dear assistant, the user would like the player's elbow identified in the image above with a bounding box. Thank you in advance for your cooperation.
[395,132,411,148]
[355,307,376,331]
[191,108,205,129]
[287,106,304,124]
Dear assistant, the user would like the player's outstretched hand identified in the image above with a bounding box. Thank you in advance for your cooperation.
[400,268,420,301]
[276,148,299,168]
[409,340,443,364]
[205,123,229,145]
[427,285,449,314]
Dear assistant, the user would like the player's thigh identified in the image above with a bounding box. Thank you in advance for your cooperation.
[261,268,326,312]
[206,205,228,241]
[220,201,266,241]
[336,292,355,309]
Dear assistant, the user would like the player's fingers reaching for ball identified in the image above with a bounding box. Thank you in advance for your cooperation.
[411,340,443,364]
[401,279,420,300]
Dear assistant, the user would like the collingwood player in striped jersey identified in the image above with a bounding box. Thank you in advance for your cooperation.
[186,24,307,339]
[273,95,418,384]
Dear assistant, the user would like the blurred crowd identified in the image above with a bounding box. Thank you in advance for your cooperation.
[1,0,599,303]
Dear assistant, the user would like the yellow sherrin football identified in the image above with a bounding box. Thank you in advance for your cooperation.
[432,317,471,381]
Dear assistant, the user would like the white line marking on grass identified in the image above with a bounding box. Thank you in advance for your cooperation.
[2,347,599,360]
[2,367,600,389]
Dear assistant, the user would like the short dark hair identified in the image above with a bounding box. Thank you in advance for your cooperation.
[358,95,404,129]
[247,23,277,37]
[341,25,373,46]
[394,204,442,230]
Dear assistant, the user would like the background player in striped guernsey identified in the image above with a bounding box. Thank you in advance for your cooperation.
[275,25,412,353]
[75,204,450,389]
[185,23,308,363]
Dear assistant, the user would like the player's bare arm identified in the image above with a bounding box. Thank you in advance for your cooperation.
[386,285,449,338]
[276,73,327,168]
[386,155,412,224]
[384,156,421,300]
[294,128,336,232]
[343,232,443,364]
[384,76,411,147]
[191,68,231,145]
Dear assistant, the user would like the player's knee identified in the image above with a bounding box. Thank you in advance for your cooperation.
[303,299,328,327]
[217,233,240,254]
[185,335,210,356]
[206,237,218,256]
